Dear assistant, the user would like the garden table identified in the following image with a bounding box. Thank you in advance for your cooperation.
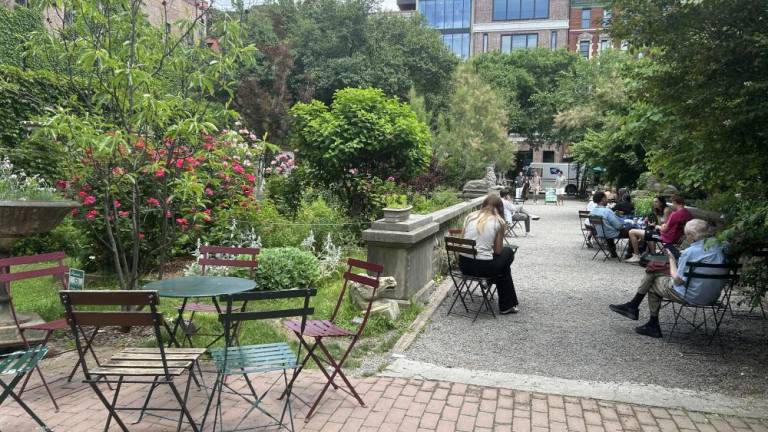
[144,276,256,347]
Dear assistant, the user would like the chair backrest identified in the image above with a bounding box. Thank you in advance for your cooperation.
[587,215,605,237]
[578,211,591,229]
[0,252,69,345]
[331,258,383,335]
[199,245,260,278]
[218,288,317,347]
[681,262,741,304]
[445,236,477,273]
[60,290,171,378]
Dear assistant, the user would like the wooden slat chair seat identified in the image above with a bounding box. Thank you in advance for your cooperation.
[0,345,53,431]
[176,245,260,347]
[281,259,383,422]
[665,262,741,347]
[60,290,204,432]
[444,236,499,321]
[203,289,317,432]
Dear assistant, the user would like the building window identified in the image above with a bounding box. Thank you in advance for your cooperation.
[501,33,538,53]
[442,33,471,59]
[581,8,591,29]
[579,40,590,58]
[600,38,610,52]
[602,9,612,27]
[419,0,471,30]
[550,31,557,50]
[493,0,549,21]
[542,151,555,163]
[483,33,489,53]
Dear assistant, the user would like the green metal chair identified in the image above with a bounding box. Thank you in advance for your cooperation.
[203,288,317,432]
[0,345,53,431]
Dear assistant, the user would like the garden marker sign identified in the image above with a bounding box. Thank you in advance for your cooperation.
[68,269,85,290]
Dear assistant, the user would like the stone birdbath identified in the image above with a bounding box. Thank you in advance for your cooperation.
[0,200,80,348]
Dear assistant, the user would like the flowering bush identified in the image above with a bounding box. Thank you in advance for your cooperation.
[265,152,295,176]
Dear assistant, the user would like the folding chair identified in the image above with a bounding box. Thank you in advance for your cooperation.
[172,245,260,348]
[444,236,501,322]
[587,215,616,261]
[578,211,592,248]
[666,262,741,346]
[281,258,383,421]
[60,290,205,432]
[0,251,102,410]
[504,213,522,243]
[202,288,317,432]
[0,345,52,432]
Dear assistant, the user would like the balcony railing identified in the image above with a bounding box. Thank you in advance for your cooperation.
[570,0,609,7]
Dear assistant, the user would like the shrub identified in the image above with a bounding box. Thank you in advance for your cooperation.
[412,187,461,214]
[0,7,45,68]
[11,218,87,259]
[254,247,321,291]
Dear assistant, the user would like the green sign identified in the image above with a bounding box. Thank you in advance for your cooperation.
[68,269,85,290]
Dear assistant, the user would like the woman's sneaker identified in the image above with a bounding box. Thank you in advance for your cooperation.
[625,255,641,263]
[501,306,519,315]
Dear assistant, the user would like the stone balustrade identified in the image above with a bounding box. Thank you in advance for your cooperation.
[362,196,485,304]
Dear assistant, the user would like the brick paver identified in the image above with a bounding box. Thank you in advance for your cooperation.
[1,356,766,431]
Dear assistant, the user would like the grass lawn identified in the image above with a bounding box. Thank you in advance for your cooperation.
[8,256,422,369]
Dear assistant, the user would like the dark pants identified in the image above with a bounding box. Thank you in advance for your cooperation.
[458,247,518,310]
[606,228,630,257]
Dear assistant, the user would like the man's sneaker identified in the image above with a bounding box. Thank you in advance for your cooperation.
[635,322,663,338]
[625,255,641,263]
[501,306,519,315]
[530,214,541,220]
[609,303,639,320]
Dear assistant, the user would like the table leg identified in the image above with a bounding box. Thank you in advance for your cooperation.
[167,297,188,348]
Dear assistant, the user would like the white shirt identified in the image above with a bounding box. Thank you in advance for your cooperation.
[462,211,501,260]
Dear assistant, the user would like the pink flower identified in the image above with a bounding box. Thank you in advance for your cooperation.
[176,217,189,231]
[204,187,214,196]
[154,169,165,177]
[78,191,88,198]
[119,210,130,218]
[112,167,124,176]
[246,174,256,183]
[56,180,68,189]
[165,210,172,218]
[387,176,395,182]
[147,197,161,206]
[138,232,145,240]
[85,209,99,220]
[113,200,121,209]
[175,159,184,169]
[84,195,97,205]
[71,208,79,216]
[265,167,272,174]
[232,164,244,174]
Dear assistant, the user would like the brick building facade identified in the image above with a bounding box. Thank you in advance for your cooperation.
[568,0,620,58]
[471,0,569,55]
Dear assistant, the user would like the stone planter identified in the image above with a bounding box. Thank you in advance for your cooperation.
[383,206,412,223]
[0,200,80,348]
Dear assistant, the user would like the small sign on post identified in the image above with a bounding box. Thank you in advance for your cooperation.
[68,269,85,291]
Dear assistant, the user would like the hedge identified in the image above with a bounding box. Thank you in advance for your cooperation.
[0,6,45,67]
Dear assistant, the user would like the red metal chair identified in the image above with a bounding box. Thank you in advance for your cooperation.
[282,258,383,421]
[0,252,69,410]
[173,245,260,347]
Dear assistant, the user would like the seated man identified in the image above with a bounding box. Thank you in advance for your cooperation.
[589,191,628,257]
[609,219,727,338]
[500,190,537,237]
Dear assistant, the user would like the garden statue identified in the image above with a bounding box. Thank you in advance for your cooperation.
[462,165,503,198]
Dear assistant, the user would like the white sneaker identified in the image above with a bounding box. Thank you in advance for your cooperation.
[530,214,541,220]
[525,232,533,237]
[625,255,641,263]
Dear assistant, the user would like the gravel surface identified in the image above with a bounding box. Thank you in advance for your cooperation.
[405,199,768,398]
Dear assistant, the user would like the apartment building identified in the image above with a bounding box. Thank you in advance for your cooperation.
[568,0,620,58]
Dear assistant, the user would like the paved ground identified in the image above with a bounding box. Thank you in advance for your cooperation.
[2,357,767,431]
[405,200,768,398]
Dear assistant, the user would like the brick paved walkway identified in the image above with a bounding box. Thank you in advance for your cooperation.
[1,357,766,431]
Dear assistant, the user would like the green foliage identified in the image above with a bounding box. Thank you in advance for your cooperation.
[291,87,431,217]
[0,66,82,180]
[11,218,87,258]
[254,247,321,291]
[411,187,461,214]
[434,66,512,186]
[468,49,580,145]
[0,6,44,68]
[384,194,408,209]
[265,170,305,218]
[633,196,653,219]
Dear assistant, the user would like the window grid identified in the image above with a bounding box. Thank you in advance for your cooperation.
[581,8,591,29]
[550,31,557,50]
[501,33,539,53]
[579,40,590,58]
[419,0,471,30]
[493,0,549,21]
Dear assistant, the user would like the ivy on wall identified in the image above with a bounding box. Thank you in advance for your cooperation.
[0,6,45,67]
[0,65,82,180]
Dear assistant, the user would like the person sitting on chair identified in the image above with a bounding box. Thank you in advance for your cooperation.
[626,195,673,262]
[657,193,693,258]
[613,188,635,216]
[589,191,629,258]
[460,194,520,314]
[500,190,536,237]
[609,219,727,338]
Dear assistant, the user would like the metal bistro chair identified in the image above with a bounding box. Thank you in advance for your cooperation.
[578,211,592,248]
[0,345,52,432]
[282,258,383,421]
[203,288,316,432]
[174,245,260,348]
[504,213,523,244]
[444,236,506,322]
[665,262,741,346]
[0,251,104,410]
[587,215,617,261]
[60,290,205,432]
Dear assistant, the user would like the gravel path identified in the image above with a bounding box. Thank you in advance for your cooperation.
[405,199,768,398]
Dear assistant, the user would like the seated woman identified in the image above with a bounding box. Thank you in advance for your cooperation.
[626,196,673,262]
[460,194,520,314]
[613,188,635,216]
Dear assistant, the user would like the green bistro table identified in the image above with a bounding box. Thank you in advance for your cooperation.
[144,276,256,348]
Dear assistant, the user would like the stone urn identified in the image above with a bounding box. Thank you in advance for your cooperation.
[0,200,80,348]
[382,206,412,223]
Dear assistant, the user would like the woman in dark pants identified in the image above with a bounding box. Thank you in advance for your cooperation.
[459,194,519,314]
